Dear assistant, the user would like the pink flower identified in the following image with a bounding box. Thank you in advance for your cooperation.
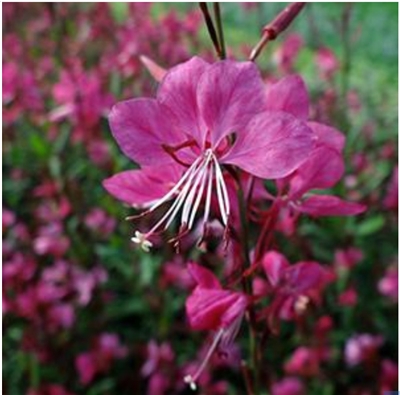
[383,166,398,210]
[338,287,358,307]
[344,333,383,367]
[104,57,314,250]
[378,266,398,302]
[271,377,305,395]
[261,251,331,326]
[184,263,248,389]
[284,347,320,377]
[315,47,339,79]
[264,75,365,232]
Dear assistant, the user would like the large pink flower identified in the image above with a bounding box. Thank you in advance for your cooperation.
[104,57,314,249]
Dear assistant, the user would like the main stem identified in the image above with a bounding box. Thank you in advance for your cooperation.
[237,180,259,395]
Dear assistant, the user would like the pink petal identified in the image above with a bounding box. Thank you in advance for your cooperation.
[265,75,309,120]
[289,146,344,198]
[262,251,290,287]
[103,164,182,207]
[109,98,179,166]
[223,111,315,179]
[197,60,266,146]
[298,195,367,216]
[157,56,210,145]
[186,288,247,330]
[284,262,326,293]
[308,121,346,153]
[187,263,221,289]
[140,55,167,82]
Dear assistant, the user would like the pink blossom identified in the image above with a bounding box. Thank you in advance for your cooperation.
[334,247,364,271]
[84,208,116,236]
[75,333,128,385]
[184,263,248,389]
[315,47,339,79]
[285,347,320,377]
[271,377,305,395]
[344,333,383,367]
[104,57,314,250]
[383,166,398,210]
[378,266,398,302]
[273,34,304,73]
[261,251,331,325]
[338,287,358,307]
[263,75,365,234]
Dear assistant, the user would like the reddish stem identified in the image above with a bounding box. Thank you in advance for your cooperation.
[249,2,306,61]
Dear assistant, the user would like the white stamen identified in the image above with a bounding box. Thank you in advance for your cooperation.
[131,231,153,252]
[183,328,224,391]
[132,149,230,248]
[149,155,203,212]
[202,165,214,225]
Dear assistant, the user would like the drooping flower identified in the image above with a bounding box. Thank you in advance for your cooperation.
[261,251,331,327]
[104,57,314,250]
[184,263,248,390]
[263,75,365,234]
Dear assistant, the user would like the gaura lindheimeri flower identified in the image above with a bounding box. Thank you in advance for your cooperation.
[104,56,314,250]
[184,263,248,390]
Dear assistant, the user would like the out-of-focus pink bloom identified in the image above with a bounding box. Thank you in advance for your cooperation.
[273,34,304,73]
[261,251,331,325]
[315,47,339,79]
[87,139,112,167]
[271,377,305,395]
[334,247,364,272]
[378,266,398,302]
[160,258,195,290]
[104,57,314,250]
[338,287,358,307]
[284,347,320,377]
[84,208,116,236]
[141,340,174,377]
[184,263,248,390]
[383,166,398,210]
[72,266,108,306]
[2,208,16,230]
[75,333,128,385]
[47,303,75,331]
[380,359,398,392]
[345,333,383,367]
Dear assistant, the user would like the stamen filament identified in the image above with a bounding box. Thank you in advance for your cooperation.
[184,328,224,391]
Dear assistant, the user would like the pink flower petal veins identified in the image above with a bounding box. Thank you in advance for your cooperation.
[197,60,266,146]
[223,111,315,179]
[265,74,310,121]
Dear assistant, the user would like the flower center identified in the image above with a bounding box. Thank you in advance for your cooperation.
[131,149,230,251]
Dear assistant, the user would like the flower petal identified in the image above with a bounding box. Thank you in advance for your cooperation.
[197,60,266,146]
[186,288,246,330]
[289,146,345,199]
[284,262,326,293]
[265,75,309,120]
[262,251,290,287]
[222,111,315,179]
[297,195,367,216]
[187,263,221,289]
[157,56,210,145]
[102,165,182,207]
[109,98,179,166]
[308,121,346,153]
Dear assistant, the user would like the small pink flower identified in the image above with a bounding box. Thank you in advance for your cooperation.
[344,333,383,367]
[378,266,398,302]
[261,251,331,326]
[338,287,358,307]
[184,263,248,389]
[104,57,314,250]
[271,377,305,395]
[284,347,320,377]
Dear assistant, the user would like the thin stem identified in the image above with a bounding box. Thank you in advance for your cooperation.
[236,175,259,394]
[249,2,306,61]
[213,3,226,59]
[199,2,221,58]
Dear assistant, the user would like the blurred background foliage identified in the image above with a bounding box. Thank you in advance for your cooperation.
[3,3,398,395]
